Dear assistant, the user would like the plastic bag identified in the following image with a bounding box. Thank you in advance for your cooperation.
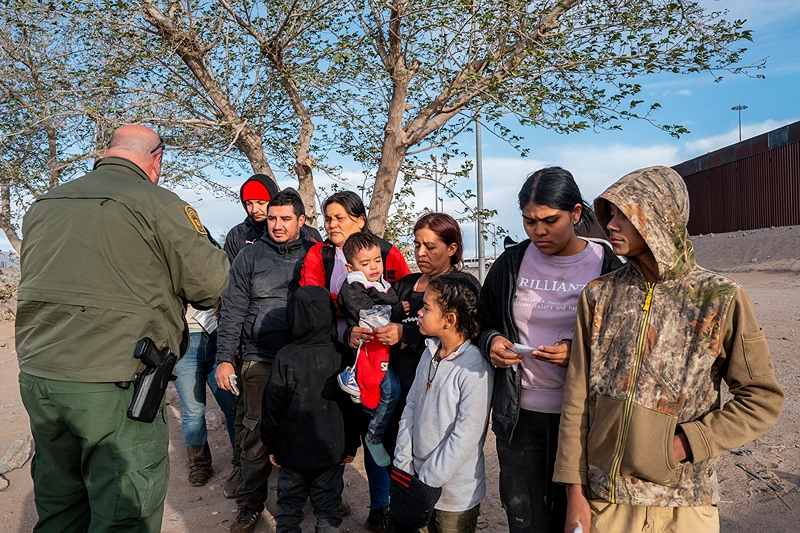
[359,304,392,330]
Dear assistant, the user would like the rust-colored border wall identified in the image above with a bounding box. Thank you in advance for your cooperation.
[674,122,800,235]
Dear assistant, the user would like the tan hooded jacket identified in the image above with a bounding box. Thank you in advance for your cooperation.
[553,166,784,507]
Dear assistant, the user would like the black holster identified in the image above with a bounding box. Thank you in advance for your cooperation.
[127,337,177,423]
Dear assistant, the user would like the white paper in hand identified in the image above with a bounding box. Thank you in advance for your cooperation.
[513,343,535,357]
[228,374,239,396]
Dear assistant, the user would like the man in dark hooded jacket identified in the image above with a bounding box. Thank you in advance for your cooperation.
[221,176,320,499]
[261,285,361,533]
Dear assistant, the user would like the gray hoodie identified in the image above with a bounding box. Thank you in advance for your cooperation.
[393,339,494,512]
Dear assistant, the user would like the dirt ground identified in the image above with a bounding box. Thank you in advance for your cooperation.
[1,227,800,532]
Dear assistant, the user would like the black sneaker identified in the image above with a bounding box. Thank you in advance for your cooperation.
[230,507,261,533]
[364,505,389,533]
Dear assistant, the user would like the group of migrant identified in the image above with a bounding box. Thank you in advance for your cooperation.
[210,165,783,533]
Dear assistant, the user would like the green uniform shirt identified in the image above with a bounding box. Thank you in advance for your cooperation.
[15,157,230,382]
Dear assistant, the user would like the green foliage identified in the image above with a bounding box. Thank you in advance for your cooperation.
[327,0,761,157]
[1,0,764,243]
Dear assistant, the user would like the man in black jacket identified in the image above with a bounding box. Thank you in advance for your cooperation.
[261,285,361,533]
[221,174,278,499]
[222,176,320,499]
[215,191,315,533]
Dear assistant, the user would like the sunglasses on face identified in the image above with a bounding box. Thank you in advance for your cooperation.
[150,138,165,154]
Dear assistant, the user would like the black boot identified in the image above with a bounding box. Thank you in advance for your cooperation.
[365,505,389,533]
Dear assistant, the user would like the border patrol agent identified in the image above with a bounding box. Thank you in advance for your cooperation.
[15,125,230,532]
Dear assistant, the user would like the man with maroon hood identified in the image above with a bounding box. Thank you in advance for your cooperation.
[224,174,280,264]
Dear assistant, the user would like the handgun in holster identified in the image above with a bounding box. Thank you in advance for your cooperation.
[127,337,177,423]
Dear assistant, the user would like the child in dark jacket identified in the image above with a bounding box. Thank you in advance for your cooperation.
[260,285,361,533]
[337,232,409,467]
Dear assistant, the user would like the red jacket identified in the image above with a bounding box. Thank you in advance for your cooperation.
[302,237,410,408]
[300,238,411,299]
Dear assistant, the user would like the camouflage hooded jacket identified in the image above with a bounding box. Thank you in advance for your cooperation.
[553,166,784,507]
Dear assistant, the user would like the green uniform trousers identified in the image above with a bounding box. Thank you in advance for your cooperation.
[19,372,169,533]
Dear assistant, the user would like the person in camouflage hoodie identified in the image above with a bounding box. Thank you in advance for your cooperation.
[554,166,784,532]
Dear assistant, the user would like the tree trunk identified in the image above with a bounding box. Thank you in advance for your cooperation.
[261,40,319,226]
[292,112,317,227]
[366,0,582,237]
[368,79,413,237]
[0,181,22,253]
[219,0,321,222]
[368,139,406,238]
[295,165,317,228]
[293,116,318,227]
[366,0,416,238]
[234,129,274,177]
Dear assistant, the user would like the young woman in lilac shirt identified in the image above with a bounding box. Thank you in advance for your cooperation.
[477,167,623,533]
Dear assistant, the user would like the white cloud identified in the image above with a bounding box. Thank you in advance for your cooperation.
[395,143,684,255]
[682,118,795,157]
[660,89,691,97]
[697,0,800,29]
[770,62,800,76]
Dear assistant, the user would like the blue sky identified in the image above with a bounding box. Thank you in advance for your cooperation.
[5,0,800,255]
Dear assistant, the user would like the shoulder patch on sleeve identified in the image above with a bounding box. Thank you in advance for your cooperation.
[184,206,208,235]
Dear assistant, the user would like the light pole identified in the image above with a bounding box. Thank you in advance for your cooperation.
[430,154,438,212]
[430,154,437,211]
[732,105,748,142]
[476,113,485,282]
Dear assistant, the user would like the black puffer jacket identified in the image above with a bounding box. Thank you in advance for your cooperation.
[260,286,361,476]
[337,274,407,347]
[477,239,623,443]
[216,228,315,365]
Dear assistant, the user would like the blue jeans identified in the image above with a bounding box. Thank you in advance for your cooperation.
[364,442,390,509]
[340,415,391,510]
[174,331,237,448]
[365,367,400,445]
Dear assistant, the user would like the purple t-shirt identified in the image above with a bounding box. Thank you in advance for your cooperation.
[513,240,604,413]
